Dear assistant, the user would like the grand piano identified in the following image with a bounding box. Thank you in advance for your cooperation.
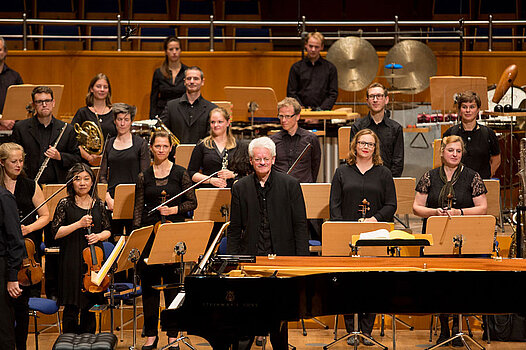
[160,256,526,349]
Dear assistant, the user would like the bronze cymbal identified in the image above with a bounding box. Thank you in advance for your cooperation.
[326,36,378,92]
[384,40,437,94]
[377,74,409,79]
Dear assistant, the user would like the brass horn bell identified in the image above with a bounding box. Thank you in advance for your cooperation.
[74,121,103,155]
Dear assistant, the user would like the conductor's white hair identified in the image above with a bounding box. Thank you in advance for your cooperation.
[248,137,276,157]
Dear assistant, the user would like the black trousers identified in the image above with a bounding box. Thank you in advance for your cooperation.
[439,314,459,334]
[139,262,180,338]
[0,257,16,349]
[235,322,289,350]
[344,313,376,335]
[13,283,40,350]
[43,224,58,300]
[62,304,96,334]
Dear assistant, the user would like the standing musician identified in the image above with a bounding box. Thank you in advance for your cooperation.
[413,135,487,346]
[0,36,23,131]
[12,85,81,184]
[52,163,111,334]
[71,73,116,166]
[99,103,149,240]
[12,85,80,300]
[443,90,501,179]
[329,129,396,346]
[0,143,50,350]
[132,130,197,350]
[160,66,217,144]
[187,107,238,188]
[150,36,188,119]
[0,176,24,350]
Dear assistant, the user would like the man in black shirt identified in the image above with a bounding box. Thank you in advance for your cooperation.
[0,186,24,349]
[443,90,500,179]
[270,97,321,183]
[287,32,338,111]
[161,66,216,144]
[350,83,404,177]
[0,37,23,130]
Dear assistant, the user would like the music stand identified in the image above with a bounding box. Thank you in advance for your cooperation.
[429,76,488,113]
[224,86,277,128]
[2,84,64,120]
[193,188,231,222]
[42,183,107,219]
[424,215,495,255]
[146,221,214,350]
[113,225,153,350]
[112,184,135,221]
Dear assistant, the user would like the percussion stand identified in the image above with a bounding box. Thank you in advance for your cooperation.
[323,313,388,350]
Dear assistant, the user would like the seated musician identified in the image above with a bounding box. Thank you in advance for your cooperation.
[413,135,487,346]
[329,128,396,346]
[0,142,50,349]
[99,103,149,241]
[132,130,197,350]
[227,136,309,350]
[71,73,116,166]
[52,163,111,334]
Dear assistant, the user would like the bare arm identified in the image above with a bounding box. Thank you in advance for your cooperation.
[22,185,50,235]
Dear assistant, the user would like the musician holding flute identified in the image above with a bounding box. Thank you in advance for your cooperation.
[0,143,50,350]
[132,130,197,350]
[329,129,396,346]
[52,163,111,334]
[413,135,487,346]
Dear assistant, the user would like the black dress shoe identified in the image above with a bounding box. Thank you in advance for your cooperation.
[142,336,158,350]
[451,337,463,347]
[435,334,450,347]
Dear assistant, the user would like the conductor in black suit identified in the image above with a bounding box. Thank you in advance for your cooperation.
[160,66,217,144]
[12,86,80,184]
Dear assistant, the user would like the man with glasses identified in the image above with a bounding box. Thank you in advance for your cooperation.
[160,66,216,144]
[270,97,321,183]
[228,136,308,349]
[287,32,338,111]
[350,83,404,177]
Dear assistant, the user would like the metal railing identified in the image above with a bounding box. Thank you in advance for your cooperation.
[1,14,526,51]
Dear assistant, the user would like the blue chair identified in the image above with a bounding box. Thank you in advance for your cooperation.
[102,241,143,342]
[187,26,226,51]
[28,297,61,350]
[218,236,228,255]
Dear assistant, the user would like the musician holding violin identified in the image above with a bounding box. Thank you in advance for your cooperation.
[52,163,111,334]
[133,130,197,350]
[0,142,50,350]
[413,135,487,347]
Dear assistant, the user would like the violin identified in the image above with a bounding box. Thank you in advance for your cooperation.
[82,239,110,293]
[18,238,44,286]
[154,190,171,233]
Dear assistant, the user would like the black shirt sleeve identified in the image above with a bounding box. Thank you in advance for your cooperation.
[0,190,24,281]
[390,124,404,177]
[320,63,338,110]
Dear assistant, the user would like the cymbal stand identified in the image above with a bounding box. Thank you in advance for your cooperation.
[128,248,140,350]
[323,313,387,350]
[248,101,258,137]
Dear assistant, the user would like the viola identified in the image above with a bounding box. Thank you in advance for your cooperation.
[18,238,44,286]
[82,242,110,293]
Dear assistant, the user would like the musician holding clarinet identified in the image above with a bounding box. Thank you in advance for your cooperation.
[132,130,197,350]
[329,129,396,346]
[52,163,111,334]
[413,135,487,347]
[0,143,50,350]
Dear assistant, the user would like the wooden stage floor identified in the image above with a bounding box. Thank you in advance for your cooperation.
[26,329,526,349]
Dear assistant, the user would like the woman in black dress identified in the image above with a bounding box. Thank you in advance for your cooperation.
[329,128,397,346]
[149,36,188,118]
[0,142,50,350]
[133,131,197,350]
[52,163,111,334]
[72,73,116,166]
[413,135,487,346]
[99,103,149,239]
[187,107,238,188]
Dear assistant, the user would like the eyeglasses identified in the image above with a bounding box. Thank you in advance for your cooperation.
[277,114,296,120]
[34,99,53,105]
[357,141,376,148]
[367,94,385,100]
[253,157,272,163]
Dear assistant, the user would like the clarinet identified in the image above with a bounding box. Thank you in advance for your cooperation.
[34,124,68,183]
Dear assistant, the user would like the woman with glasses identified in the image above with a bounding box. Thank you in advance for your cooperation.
[99,103,149,240]
[150,36,188,119]
[329,128,396,346]
[72,73,116,166]
[187,107,238,188]
[413,135,487,347]
[133,130,197,350]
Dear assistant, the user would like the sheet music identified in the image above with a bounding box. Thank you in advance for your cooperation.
[91,236,126,286]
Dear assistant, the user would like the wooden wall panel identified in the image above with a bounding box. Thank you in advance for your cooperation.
[6,50,526,120]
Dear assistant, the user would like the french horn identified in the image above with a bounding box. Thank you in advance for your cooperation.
[74,121,104,155]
